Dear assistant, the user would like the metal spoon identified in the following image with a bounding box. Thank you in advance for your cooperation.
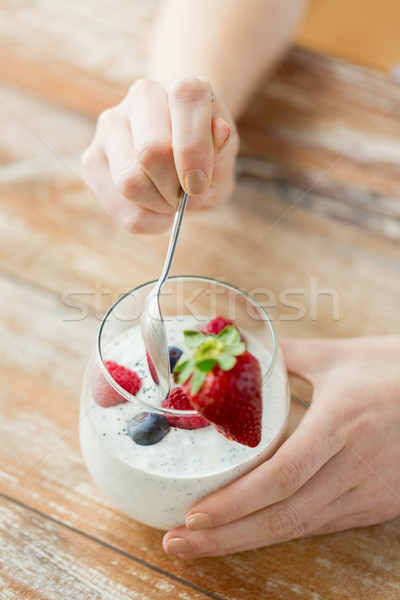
[140,191,189,401]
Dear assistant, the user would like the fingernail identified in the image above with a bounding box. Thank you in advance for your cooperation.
[165,537,192,554]
[183,170,208,195]
[186,512,213,530]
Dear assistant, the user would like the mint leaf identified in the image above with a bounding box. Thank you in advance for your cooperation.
[228,342,246,356]
[196,358,217,372]
[173,350,193,373]
[175,358,195,384]
[190,369,207,394]
[183,330,204,349]
[216,326,240,345]
[216,352,237,371]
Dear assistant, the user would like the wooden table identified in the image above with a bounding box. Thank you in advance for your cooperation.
[1,2,400,598]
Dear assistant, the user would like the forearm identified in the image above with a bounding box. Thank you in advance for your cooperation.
[148,0,307,119]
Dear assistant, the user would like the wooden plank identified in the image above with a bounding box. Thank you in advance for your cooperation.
[1,169,400,341]
[237,49,400,241]
[2,0,400,115]
[298,0,400,71]
[1,212,400,599]
[0,497,212,600]
[0,0,158,114]
[0,85,399,343]
[0,351,399,600]
[0,7,400,597]
[0,84,94,166]
[1,44,400,245]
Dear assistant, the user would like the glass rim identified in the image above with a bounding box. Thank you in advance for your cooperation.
[97,275,279,417]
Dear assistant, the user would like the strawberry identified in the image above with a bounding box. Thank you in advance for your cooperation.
[162,387,209,430]
[174,326,262,447]
[94,360,142,407]
[202,316,234,335]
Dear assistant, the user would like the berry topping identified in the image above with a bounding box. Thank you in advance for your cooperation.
[127,412,170,446]
[202,316,234,335]
[168,346,183,371]
[146,350,159,384]
[174,326,262,447]
[95,361,142,407]
[162,387,209,430]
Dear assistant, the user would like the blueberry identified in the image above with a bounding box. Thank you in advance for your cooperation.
[127,412,170,446]
[168,346,183,371]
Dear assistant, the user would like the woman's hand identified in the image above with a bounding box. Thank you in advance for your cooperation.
[82,77,239,233]
[163,335,400,558]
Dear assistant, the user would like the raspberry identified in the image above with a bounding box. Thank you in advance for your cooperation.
[162,387,209,430]
[94,361,142,407]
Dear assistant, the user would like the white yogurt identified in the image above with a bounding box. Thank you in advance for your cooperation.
[80,316,289,530]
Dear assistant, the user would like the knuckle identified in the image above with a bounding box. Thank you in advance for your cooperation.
[127,217,149,235]
[97,107,117,129]
[354,417,376,444]
[222,495,245,523]
[353,457,370,480]
[115,167,140,198]
[270,459,303,499]
[169,76,212,103]
[268,504,301,539]
[201,533,224,556]
[291,522,307,539]
[136,141,172,172]
[128,78,154,97]
[185,530,221,556]
[175,143,211,172]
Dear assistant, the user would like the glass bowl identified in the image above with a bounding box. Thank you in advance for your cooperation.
[80,276,289,530]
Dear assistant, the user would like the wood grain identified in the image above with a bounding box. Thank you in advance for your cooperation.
[1,84,400,597]
[2,2,399,239]
[0,0,157,113]
[237,49,400,241]
[0,497,212,600]
[0,333,399,600]
[298,0,400,71]
[1,1,400,598]
[1,167,399,341]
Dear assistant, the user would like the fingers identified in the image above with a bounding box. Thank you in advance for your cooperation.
[168,77,215,196]
[181,403,344,533]
[162,336,400,558]
[303,494,369,537]
[81,148,174,233]
[165,492,362,559]
[163,493,358,559]
[82,77,236,233]
[127,79,180,208]
[163,449,366,558]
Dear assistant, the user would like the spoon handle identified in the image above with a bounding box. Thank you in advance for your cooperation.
[156,191,189,292]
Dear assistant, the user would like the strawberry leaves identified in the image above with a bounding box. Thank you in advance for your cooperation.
[174,326,246,394]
